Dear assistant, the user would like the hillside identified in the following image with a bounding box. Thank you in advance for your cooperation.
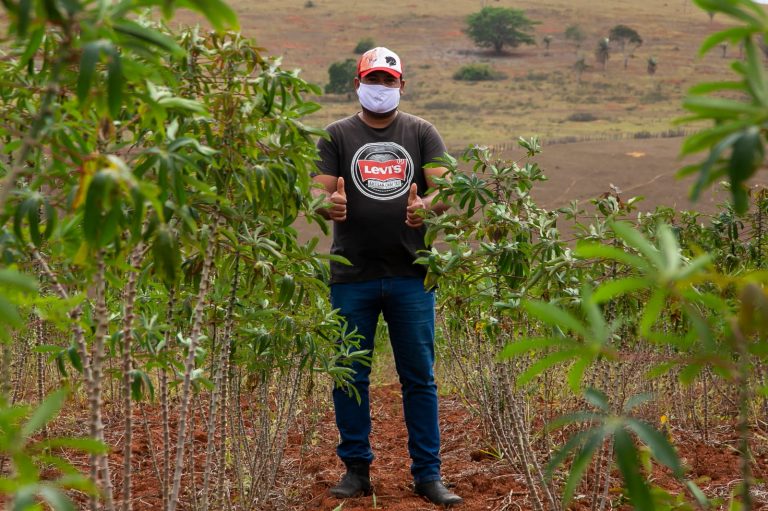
[209,0,743,150]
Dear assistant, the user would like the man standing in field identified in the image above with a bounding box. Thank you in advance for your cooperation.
[313,47,462,506]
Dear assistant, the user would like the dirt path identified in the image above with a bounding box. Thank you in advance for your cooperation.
[279,383,526,510]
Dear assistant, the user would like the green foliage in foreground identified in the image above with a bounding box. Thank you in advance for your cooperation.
[679,0,768,214]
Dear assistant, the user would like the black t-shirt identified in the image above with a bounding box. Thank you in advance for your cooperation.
[316,112,447,284]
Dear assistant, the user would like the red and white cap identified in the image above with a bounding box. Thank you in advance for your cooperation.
[358,47,403,78]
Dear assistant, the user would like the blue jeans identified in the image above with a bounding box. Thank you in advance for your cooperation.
[331,277,441,483]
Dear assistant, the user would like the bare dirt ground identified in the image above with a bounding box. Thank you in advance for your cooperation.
[298,136,755,252]
[274,383,768,510]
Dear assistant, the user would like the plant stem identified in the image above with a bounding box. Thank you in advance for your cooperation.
[169,216,221,511]
[121,242,144,511]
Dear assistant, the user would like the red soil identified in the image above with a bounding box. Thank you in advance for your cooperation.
[34,383,768,510]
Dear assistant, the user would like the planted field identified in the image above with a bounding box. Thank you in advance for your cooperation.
[3,1,768,511]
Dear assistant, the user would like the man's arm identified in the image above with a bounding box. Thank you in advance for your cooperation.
[312,174,347,222]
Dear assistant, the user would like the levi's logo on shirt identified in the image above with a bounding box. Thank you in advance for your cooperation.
[350,142,414,201]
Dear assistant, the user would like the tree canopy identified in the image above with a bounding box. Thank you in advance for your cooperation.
[609,25,642,69]
[464,7,539,54]
[325,59,357,94]
[609,25,642,50]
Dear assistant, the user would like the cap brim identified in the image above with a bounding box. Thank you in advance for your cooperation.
[360,67,402,78]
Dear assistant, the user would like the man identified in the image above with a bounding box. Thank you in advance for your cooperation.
[313,47,463,506]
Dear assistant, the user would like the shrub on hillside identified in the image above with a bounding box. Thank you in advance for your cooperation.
[325,59,356,94]
[354,37,375,54]
[567,112,597,122]
[453,63,506,81]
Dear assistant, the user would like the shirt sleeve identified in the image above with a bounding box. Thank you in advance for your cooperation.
[420,122,448,167]
[315,127,340,177]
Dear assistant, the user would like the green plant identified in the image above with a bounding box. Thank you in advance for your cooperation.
[678,0,768,214]
[595,37,611,70]
[0,388,105,511]
[354,37,375,54]
[453,63,505,81]
[564,24,586,52]
[464,6,539,54]
[609,25,643,69]
[326,58,357,94]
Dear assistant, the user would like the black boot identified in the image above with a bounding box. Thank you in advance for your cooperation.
[414,480,463,506]
[329,462,372,498]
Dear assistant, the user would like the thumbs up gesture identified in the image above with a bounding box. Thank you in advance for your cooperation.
[406,183,426,228]
[329,177,347,222]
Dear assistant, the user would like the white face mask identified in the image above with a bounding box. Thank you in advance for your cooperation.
[357,83,400,114]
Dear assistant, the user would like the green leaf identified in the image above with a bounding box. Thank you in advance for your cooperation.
[611,221,663,268]
[688,80,746,95]
[0,295,22,330]
[574,242,650,272]
[498,337,576,360]
[591,277,650,304]
[38,437,108,455]
[83,170,115,245]
[153,225,180,287]
[106,46,123,118]
[180,0,239,31]
[77,41,103,105]
[699,27,753,56]
[623,392,654,412]
[682,96,757,118]
[157,96,207,114]
[113,20,184,57]
[38,485,76,511]
[0,269,37,293]
[522,300,587,337]
[562,429,605,506]
[614,428,654,510]
[627,418,683,477]
[21,387,68,439]
[567,358,590,393]
[516,349,581,388]
[640,288,667,336]
[584,388,610,412]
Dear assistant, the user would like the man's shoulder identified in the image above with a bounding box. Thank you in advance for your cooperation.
[397,111,435,129]
[325,114,361,134]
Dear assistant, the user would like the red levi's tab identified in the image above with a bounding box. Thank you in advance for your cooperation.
[357,159,408,184]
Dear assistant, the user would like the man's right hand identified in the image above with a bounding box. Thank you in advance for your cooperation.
[328,177,347,222]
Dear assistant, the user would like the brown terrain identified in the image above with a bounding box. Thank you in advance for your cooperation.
[66,382,768,510]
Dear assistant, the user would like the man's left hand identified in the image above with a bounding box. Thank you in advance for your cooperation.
[406,183,426,228]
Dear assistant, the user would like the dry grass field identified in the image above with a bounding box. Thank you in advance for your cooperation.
[172,0,764,246]
[211,0,744,151]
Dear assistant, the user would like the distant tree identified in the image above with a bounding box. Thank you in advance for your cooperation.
[647,56,657,75]
[609,25,642,69]
[325,59,356,94]
[464,6,539,54]
[354,37,375,54]
[595,37,611,70]
[573,56,589,83]
[564,24,586,53]
[543,35,553,54]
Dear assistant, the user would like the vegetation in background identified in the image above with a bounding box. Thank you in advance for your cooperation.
[354,37,376,54]
[325,58,357,94]
[3,0,768,510]
[453,63,506,81]
[464,6,540,54]
[609,25,643,69]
